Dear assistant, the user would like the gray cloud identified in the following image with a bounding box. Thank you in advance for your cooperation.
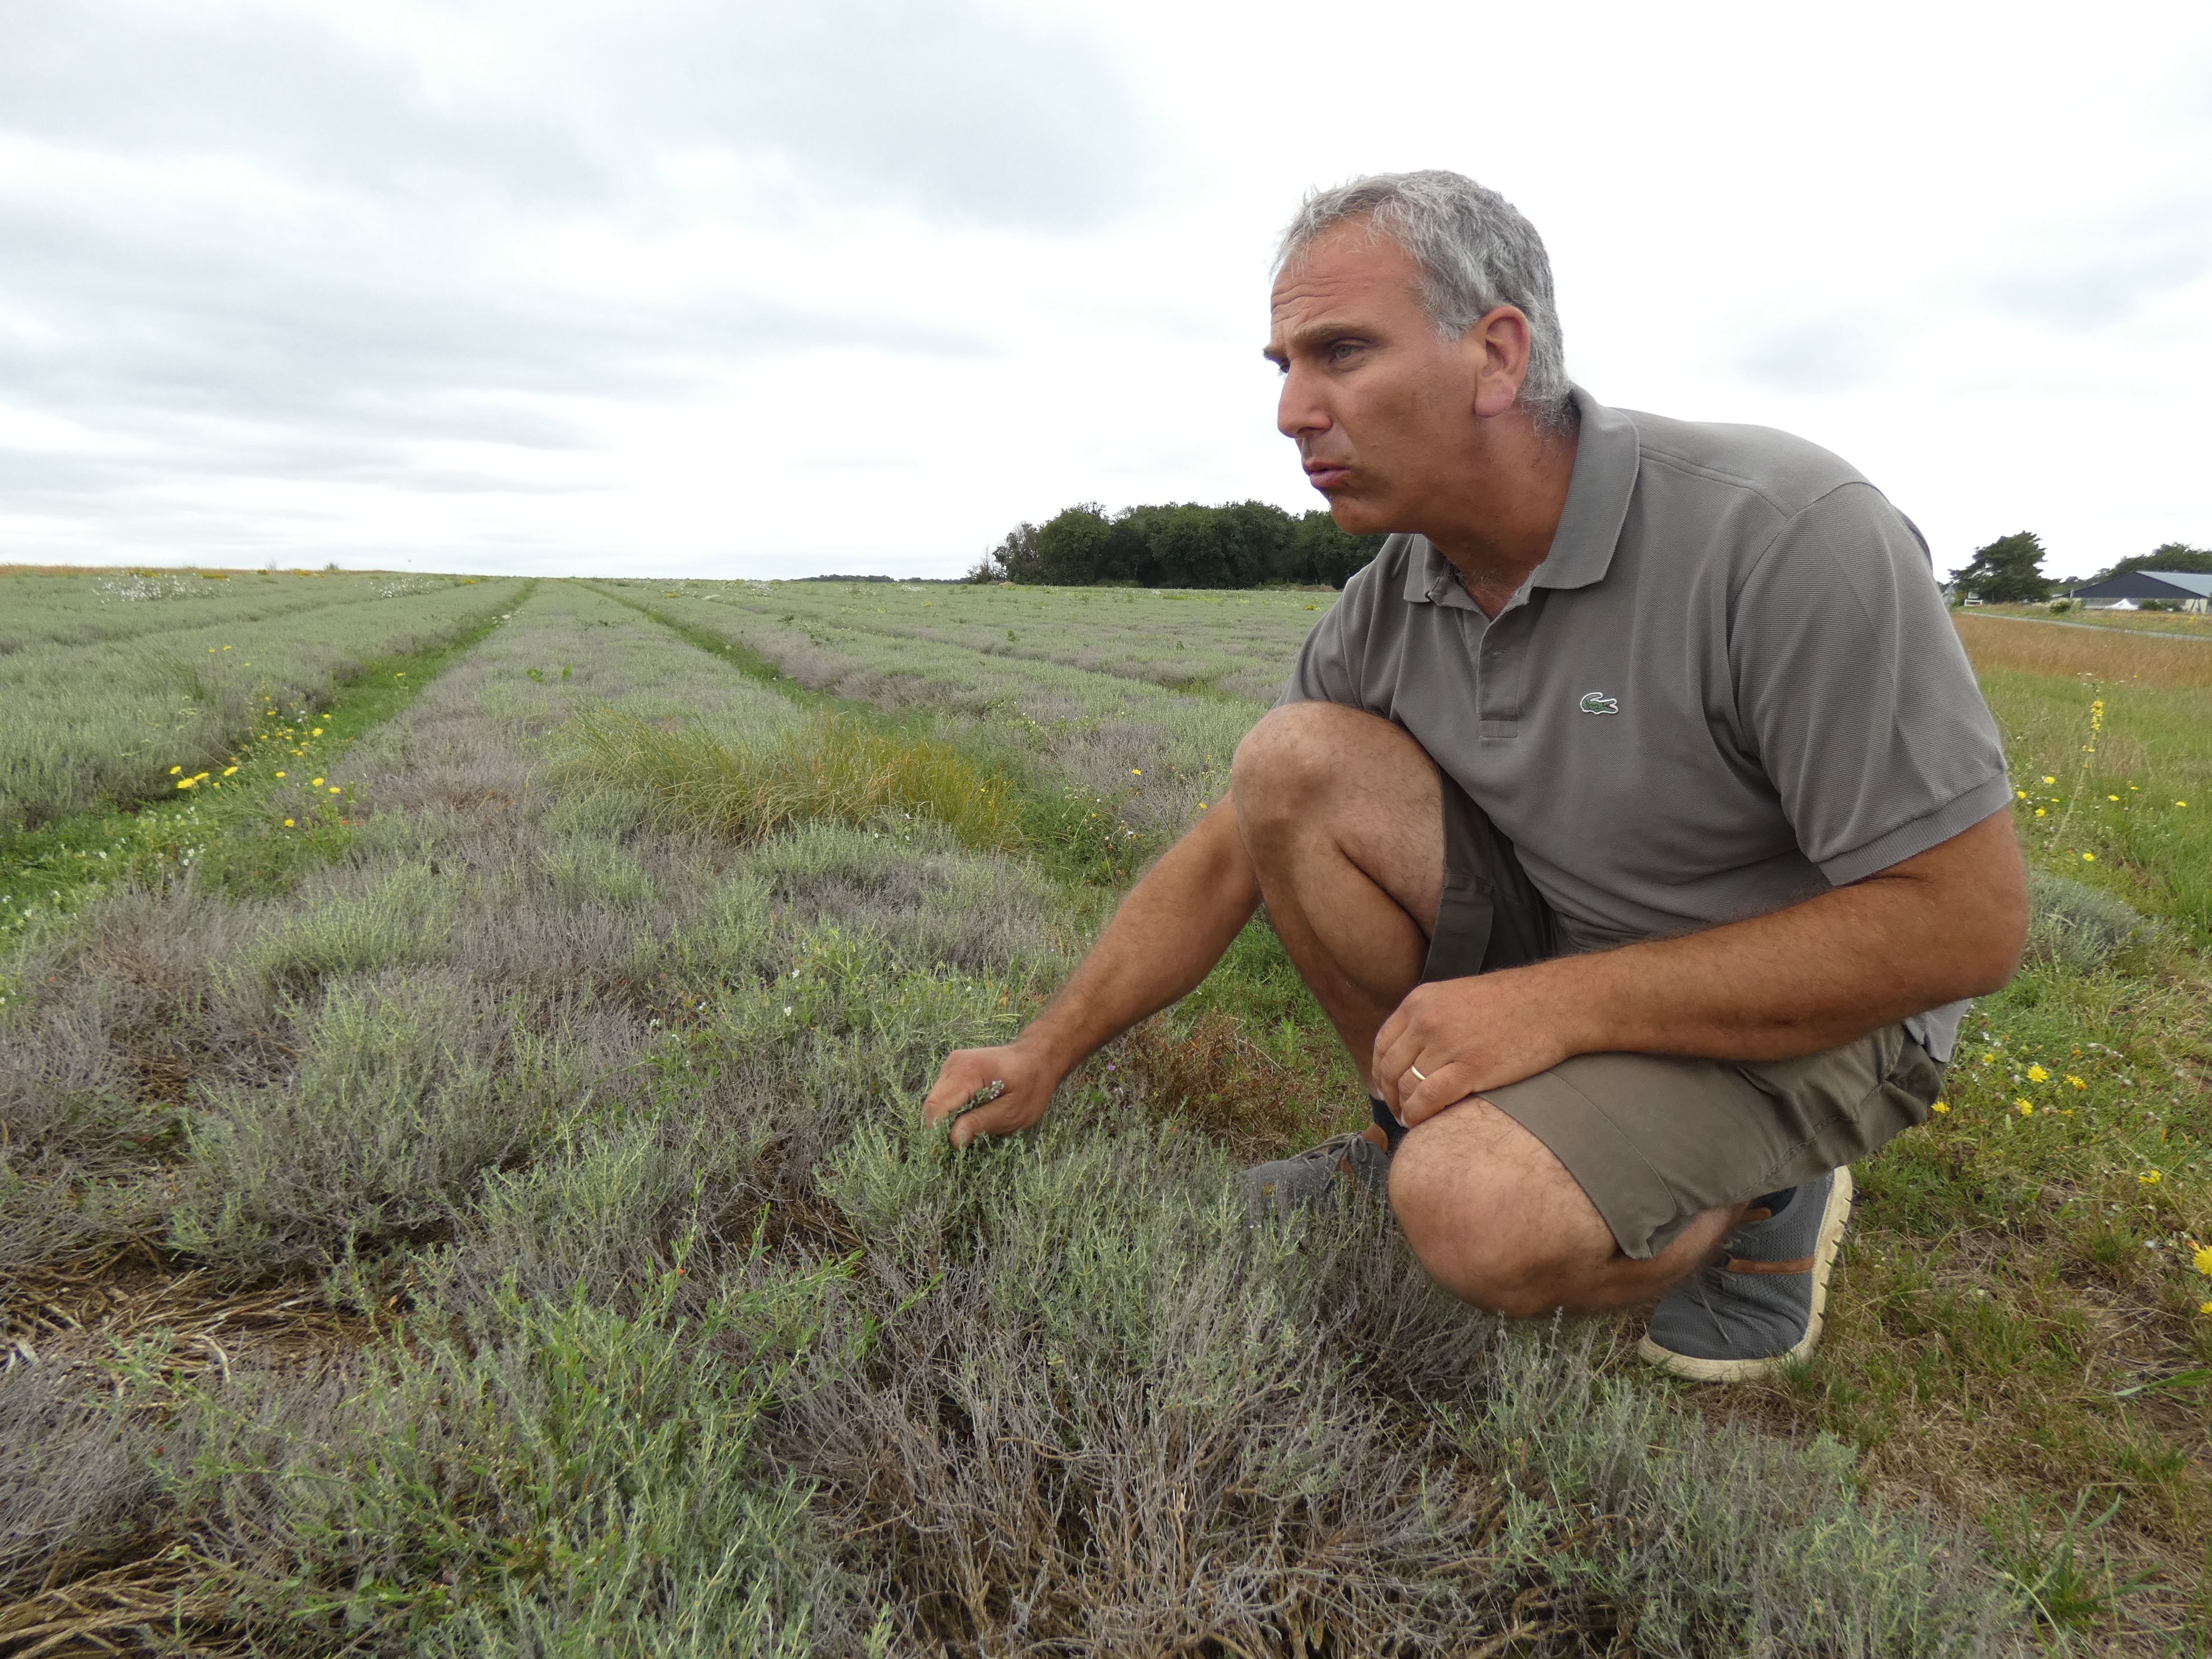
[0,0,1124,539]
[590,0,1169,231]
[1979,186,2212,328]
[1734,311,1898,394]
[3,0,1167,228]
[1,2,606,206]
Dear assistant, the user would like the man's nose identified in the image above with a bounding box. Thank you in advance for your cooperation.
[1277,368,1329,441]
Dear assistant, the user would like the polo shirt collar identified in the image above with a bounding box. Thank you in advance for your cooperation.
[1402,385,1641,609]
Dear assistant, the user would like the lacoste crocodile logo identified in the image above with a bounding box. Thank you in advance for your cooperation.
[1579,692,1621,716]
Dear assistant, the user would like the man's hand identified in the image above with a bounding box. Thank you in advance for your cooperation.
[922,1041,1067,1148]
[917,796,1263,1151]
[1372,965,1581,1128]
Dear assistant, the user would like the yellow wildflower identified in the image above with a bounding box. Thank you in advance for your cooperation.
[222,766,237,776]
[2200,1301,2212,1316]
[311,728,322,736]
[169,765,182,774]
[2140,1170,2162,1185]
[2035,808,2047,817]
[2066,1075,2085,1089]
[1930,1100,1950,1114]
[2108,794,2119,802]
[2027,1064,2048,1082]
[275,771,285,778]
[2015,1099,2034,1116]
[283,818,295,828]
[2042,775,2056,784]
[311,778,323,787]
[2193,1245,2212,1276]
[328,786,340,794]
[2082,852,2096,862]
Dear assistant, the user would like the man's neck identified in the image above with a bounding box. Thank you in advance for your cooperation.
[1424,412,1581,619]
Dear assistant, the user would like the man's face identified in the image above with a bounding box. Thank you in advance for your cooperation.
[1265,224,1502,535]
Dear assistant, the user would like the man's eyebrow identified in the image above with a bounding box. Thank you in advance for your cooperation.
[1262,319,1365,366]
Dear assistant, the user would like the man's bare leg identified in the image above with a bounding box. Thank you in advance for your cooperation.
[1389,1097,1740,1314]
[1231,700,1737,1313]
[1230,702,1443,1093]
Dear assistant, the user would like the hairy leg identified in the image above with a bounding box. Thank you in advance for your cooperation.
[1390,1095,1738,1315]
[1230,702,1443,1093]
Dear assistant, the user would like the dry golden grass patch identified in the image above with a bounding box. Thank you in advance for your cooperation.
[1111,1006,1363,1161]
[1957,613,2212,689]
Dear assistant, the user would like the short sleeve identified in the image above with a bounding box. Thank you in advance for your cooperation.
[1276,537,1399,712]
[1731,484,2011,885]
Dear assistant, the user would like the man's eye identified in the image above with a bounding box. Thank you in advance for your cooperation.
[1328,341,1362,363]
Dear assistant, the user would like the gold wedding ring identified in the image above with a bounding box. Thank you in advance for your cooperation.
[1407,1064,1427,1083]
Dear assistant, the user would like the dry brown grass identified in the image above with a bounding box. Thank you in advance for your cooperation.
[1956,614,2212,689]
[1111,1007,1360,1161]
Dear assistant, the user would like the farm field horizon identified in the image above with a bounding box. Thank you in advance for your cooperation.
[5,569,2212,1653]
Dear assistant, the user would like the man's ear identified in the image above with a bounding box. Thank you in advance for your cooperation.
[1467,305,1532,420]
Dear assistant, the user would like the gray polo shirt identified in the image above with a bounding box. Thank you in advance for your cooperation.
[1279,387,2010,1062]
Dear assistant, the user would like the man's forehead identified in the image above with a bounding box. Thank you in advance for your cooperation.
[1268,232,1423,337]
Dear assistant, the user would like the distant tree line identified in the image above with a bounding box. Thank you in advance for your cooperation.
[1950,534,2211,605]
[969,501,1386,589]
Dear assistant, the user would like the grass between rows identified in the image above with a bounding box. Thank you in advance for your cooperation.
[0,590,533,970]
[586,583,1179,888]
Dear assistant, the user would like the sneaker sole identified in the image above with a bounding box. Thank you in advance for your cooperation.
[1635,1165,1854,1384]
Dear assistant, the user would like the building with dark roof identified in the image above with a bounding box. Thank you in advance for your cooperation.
[2065,571,2212,612]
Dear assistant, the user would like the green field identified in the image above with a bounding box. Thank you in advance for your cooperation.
[5,572,2210,1653]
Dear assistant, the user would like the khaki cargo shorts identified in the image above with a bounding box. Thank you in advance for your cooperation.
[1406,776,1946,1261]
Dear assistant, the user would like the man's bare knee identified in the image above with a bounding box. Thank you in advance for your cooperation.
[1231,702,1406,818]
[1389,1099,1617,1317]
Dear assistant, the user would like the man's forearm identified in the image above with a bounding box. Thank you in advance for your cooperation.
[1541,810,2028,1064]
[1018,798,1261,1073]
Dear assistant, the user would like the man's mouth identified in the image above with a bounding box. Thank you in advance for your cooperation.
[1303,462,1350,492]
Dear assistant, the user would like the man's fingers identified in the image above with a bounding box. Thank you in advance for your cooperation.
[1399,1064,1471,1127]
[1372,1029,1430,1113]
[922,1065,988,1124]
[948,1093,1036,1149]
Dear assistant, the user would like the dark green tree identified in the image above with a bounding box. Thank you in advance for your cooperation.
[1289,510,1387,587]
[974,521,1044,583]
[979,499,1382,588]
[1953,532,2051,604]
[2080,541,2212,586]
[1033,504,1116,584]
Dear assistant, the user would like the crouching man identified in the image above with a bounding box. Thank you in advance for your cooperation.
[923,170,2027,1382]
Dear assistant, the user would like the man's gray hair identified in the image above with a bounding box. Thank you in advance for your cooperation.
[1276,170,1573,430]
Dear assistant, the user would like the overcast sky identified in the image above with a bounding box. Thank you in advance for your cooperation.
[3,0,2207,581]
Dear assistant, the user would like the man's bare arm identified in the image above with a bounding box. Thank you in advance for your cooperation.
[1377,808,2029,1128]
[922,797,1261,1146]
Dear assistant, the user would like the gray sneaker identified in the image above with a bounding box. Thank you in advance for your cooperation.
[1242,1129,1392,1219]
[1637,1167,1854,1383]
